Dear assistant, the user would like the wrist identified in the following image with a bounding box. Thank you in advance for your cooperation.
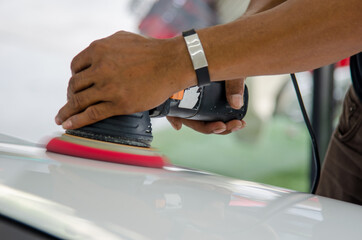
[162,36,198,91]
[182,29,211,87]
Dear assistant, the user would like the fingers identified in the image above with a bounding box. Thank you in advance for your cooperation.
[70,47,93,75]
[59,102,114,130]
[182,120,226,134]
[166,117,182,130]
[225,78,246,109]
[223,120,246,135]
[55,87,103,126]
[167,116,225,134]
[67,70,95,98]
[167,117,246,135]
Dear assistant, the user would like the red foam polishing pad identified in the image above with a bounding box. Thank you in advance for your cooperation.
[46,134,170,168]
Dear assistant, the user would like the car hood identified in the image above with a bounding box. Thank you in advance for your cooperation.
[0,133,361,240]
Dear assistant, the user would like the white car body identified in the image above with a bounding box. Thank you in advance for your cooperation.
[0,133,361,240]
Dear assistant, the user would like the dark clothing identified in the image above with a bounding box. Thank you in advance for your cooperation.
[350,53,362,102]
[316,86,362,205]
[316,53,362,205]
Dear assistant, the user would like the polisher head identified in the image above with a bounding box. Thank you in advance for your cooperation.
[46,134,170,168]
[65,113,154,148]
[46,112,169,168]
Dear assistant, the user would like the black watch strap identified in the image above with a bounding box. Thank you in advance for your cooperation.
[182,29,211,87]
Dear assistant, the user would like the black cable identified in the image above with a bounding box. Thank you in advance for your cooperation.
[290,73,320,194]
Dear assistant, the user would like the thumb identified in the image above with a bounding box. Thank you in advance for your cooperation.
[225,78,246,109]
[166,116,182,130]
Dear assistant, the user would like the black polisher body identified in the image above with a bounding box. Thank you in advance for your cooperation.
[67,82,249,148]
[66,112,153,148]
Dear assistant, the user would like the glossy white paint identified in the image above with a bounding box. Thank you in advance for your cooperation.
[0,134,361,240]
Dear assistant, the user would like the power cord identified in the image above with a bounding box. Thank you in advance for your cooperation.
[290,73,321,194]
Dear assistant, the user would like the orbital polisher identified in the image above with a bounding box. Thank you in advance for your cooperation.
[47,82,249,168]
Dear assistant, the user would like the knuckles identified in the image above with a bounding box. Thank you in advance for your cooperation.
[89,39,101,49]
[86,107,101,121]
[89,39,108,53]
[70,57,79,73]
[68,76,77,94]
[69,94,83,110]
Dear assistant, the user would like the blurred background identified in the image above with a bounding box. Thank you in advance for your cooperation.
[0,0,351,192]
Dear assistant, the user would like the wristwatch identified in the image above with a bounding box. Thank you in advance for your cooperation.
[182,29,211,87]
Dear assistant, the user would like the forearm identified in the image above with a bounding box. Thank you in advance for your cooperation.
[174,0,361,85]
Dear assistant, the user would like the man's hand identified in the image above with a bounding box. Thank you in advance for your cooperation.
[167,78,247,134]
[55,31,196,129]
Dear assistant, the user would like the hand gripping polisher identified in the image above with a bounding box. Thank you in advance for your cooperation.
[47,82,248,168]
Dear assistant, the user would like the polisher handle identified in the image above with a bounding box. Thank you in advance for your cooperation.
[150,82,248,122]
